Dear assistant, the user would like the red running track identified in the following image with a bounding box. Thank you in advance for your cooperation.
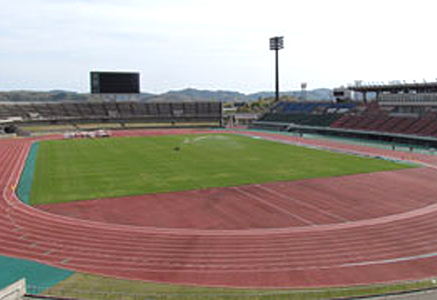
[1,129,437,288]
[38,167,437,229]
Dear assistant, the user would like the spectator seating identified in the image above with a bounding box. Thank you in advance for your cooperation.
[257,101,437,138]
[258,101,357,128]
[0,101,222,125]
[270,101,356,115]
[330,104,437,138]
[260,113,342,127]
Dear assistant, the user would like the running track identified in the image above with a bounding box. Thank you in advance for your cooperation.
[1,129,437,288]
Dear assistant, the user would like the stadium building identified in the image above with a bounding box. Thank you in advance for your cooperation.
[252,81,437,148]
[3,77,437,299]
[349,81,437,115]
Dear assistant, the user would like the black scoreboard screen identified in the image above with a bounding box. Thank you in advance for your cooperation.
[90,71,140,94]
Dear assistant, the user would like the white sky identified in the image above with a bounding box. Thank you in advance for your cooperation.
[1,0,437,94]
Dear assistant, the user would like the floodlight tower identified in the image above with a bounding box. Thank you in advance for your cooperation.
[270,36,284,102]
[301,82,307,101]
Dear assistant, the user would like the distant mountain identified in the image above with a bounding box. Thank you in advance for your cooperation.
[149,88,332,102]
[147,88,246,102]
[0,91,155,102]
[247,88,332,101]
[0,88,332,102]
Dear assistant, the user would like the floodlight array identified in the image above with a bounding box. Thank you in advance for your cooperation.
[269,36,284,51]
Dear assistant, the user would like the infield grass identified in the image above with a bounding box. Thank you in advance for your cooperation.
[31,133,413,205]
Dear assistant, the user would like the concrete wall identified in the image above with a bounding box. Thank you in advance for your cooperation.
[0,279,25,300]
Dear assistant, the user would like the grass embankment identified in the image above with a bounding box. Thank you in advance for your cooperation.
[38,273,437,300]
[31,133,412,205]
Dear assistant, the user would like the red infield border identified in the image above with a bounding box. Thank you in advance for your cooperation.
[1,129,437,288]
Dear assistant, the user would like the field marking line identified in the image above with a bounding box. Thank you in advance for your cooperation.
[232,186,315,226]
[255,185,349,223]
[183,134,228,145]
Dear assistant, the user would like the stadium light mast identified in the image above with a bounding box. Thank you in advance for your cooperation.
[269,36,284,102]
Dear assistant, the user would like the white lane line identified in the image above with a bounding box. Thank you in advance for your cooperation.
[341,251,437,268]
[256,184,349,223]
[232,186,315,226]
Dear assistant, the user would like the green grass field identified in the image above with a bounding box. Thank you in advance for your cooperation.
[31,133,412,205]
[37,273,437,300]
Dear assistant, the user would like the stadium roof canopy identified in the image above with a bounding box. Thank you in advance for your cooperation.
[349,82,437,94]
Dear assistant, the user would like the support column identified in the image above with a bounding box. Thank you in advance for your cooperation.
[275,49,279,102]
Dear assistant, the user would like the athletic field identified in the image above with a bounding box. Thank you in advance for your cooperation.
[3,129,437,293]
[31,133,411,205]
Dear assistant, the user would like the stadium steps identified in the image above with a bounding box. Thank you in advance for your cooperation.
[330,115,354,128]
[403,118,435,135]
[347,115,375,130]
[389,117,420,134]
[417,121,437,137]
[361,115,391,131]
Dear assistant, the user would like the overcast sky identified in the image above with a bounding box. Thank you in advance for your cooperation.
[1,0,437,94]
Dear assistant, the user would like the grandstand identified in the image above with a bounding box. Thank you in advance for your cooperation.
[330,105,437,137]
[252,100,437,147]
[254,101,357,129]
[0,101,222,132]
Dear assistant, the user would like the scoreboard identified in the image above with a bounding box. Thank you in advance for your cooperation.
[90,71,140,94]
